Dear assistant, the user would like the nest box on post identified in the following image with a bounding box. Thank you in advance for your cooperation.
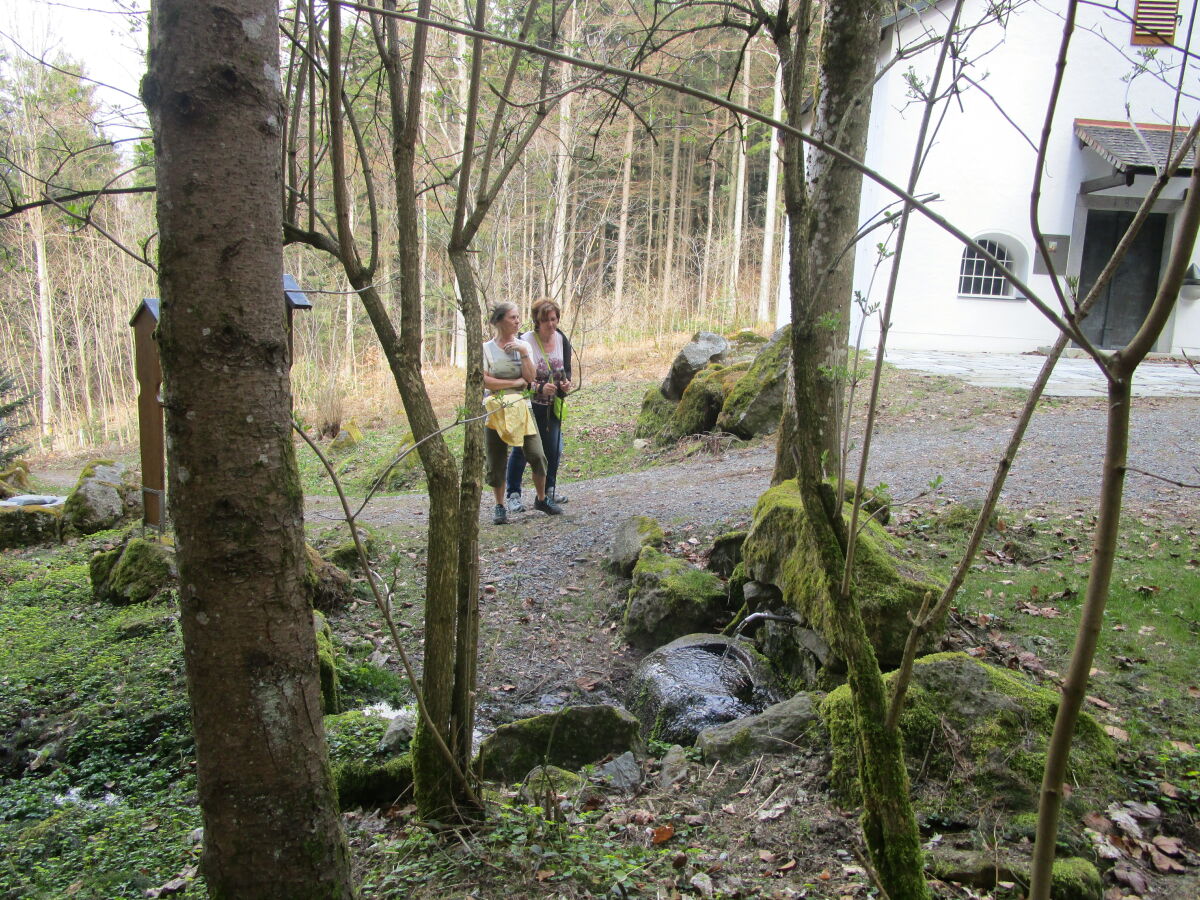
[129,275,313,528]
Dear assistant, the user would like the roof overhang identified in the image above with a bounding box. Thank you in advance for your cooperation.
[1075,118,1196,177]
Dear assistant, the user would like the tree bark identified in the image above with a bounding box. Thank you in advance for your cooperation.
[758,51,783,324]
[614,110,634,314]
[143,1,352,895]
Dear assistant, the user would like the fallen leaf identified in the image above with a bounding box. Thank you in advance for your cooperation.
[628,809,655,825]
[1113,865,1149,894]
[1170,740,1196,752]
[1107,807,1143,838]
[1103,725,1129,742]
[536,869,555,882]
[777,859,797,872]
[1188,686,1200,699]
[1086,695,1114,710]
[575,677,598,691]
[1152,834,1186,856]
[818,869,832,881]
[1151,849,1185,873]
[499,684,516,692]
[1159,781,1180,799]
[759,850,777,863]
[672,852,688,869]
[721,804,736,815]
[1124,800,1162,820]
[651,823,675,844]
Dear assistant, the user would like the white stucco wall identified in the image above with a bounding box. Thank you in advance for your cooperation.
[780,0,1200,354]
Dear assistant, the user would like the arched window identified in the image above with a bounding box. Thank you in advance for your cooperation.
[958,239,1013,298]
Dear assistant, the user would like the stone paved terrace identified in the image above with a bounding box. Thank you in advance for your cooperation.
[877,349,1200,398]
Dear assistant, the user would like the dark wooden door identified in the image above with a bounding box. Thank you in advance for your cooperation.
[1078,209,1166,349]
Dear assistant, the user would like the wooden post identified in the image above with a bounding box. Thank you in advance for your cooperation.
[129,299,165,528]
[130,276,312,529]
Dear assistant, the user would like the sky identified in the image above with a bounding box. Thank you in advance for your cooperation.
[6,1,148,145]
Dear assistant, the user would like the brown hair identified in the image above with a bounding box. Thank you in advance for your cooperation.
[530,298,561,325]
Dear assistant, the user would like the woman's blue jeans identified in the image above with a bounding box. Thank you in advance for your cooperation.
[507,402,561,496]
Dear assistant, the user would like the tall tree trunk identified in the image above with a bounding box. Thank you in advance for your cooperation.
[614,110,634,316]
[549,6,576,305]
[144,1,353,895]
[728,70,750,316]
[31,206,55,438]
[662,98,682,306]
[758,51,783,325]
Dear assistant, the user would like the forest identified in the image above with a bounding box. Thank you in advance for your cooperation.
[2,1,1199,899]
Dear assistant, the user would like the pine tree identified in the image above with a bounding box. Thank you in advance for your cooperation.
[0,369,30,468]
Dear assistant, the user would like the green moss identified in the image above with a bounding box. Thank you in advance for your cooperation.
[328,526,377,571]
[741,480,942,667]
[0,505,63,549]
[476,705,644,782]
[728,329,769,345]
[1050,857,1102,900]
[633,516,666,546]
[370,431,422,492]
[717,326,790,438]
[634,386,676,441]
[623,547,730,648]
[820,653,1116,822]
[333,753,414,810]
[92,537,175,605]
[314,610,339,714]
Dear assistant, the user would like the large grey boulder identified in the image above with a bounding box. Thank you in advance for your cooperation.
[695,691,824,762]
[475,705,645,783]
[63,460,141,535]
[661,332,729,401]
[606,515,666,577]
[623,547,732,650]
[628,634,781,745]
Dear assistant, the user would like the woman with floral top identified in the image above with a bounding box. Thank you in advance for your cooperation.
[505,298,573,512]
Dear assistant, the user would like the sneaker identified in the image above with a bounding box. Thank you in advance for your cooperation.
[548,487,568,504]
[492,504,508,525]
[534,496,563,516]
[506,493,526,514]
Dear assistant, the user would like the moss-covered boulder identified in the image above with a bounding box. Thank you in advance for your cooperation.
[706,530,747,577]
[628,634,781,745]
[62,460,140,535]
[476,705,645,782]
[0,502,63,549]
[0,461,33,499]
[821,653,1116,822]
[369,431,422,492]
[606,515,666,577]
[728,329,769,348]
[314,610,339,714]
[661,331,729,401]
[1049,857,1103,900]
[324,709,413,809]
[717,325,790,438]
[741,479,943,669]
[623,547,733,650]
[695,691,825,762]
[634,386,676,441]
[517,765,592,808]
[90,537,177,605]
[329,419,364,452]
[305,544,355,613]
[659,362,749,444]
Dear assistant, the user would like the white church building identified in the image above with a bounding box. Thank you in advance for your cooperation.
[782,0,1200,355]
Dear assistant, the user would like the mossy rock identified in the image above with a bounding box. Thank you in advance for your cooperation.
[62,460,140,535]
[305,544,354,613]
[517,765,592,808]
[329,420,365,452]
[1050,857,1102,900]
[634,386,676,441]
[728,329,769,347]
[607,515,667,577]
[659,362,750,445]
[90,537,176,605]
[661,331,730,401]
[314,610,339,714]
[740,479,942,668]
[623,547,733,650]
[706,530,747,577]
[476,705,645,782]
[716,325,790,439]
[0,503,63,549]
[324,709,413,809]
[820,653,1117,824]
[369,431,422,492]
[0,461,33,498]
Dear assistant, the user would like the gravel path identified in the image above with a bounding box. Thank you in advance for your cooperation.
[307,392,1200,603]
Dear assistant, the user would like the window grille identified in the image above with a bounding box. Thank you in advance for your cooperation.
[958,239,1013,298]
[1132,0,1178,45]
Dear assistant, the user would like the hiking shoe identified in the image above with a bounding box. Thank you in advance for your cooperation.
[506,493,525,514]
[492,504,508,525]
[534,496,563,516]
[548,487,568,504]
